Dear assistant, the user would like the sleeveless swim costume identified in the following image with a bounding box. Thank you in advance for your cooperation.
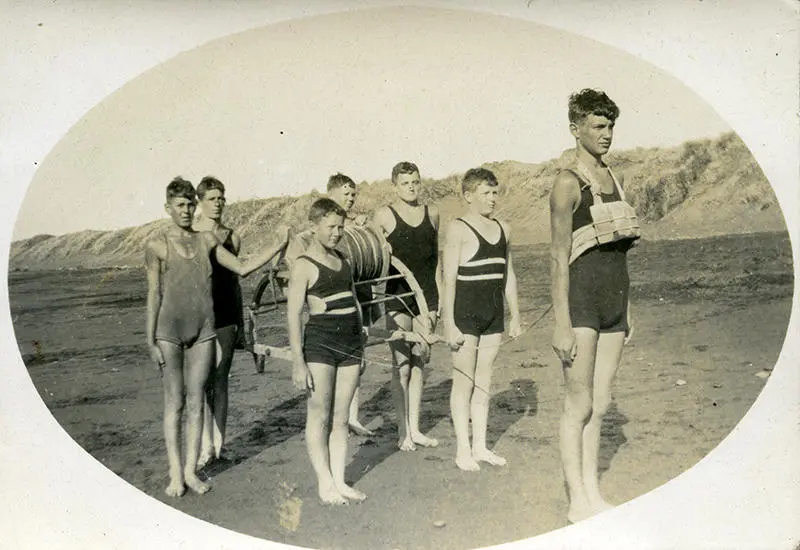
[454,218,507,337]
[155,232,217,347]
[210,228,244,330]
[567,167,635,333]
[385,205,439,317]
[300,251,364,367]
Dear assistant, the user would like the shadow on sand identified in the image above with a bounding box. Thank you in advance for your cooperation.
[599,401,629,477]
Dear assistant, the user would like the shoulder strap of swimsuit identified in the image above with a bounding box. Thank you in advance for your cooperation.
[387,204,402,225]
[562,168,592,192]
[457,217,489,246]
[495,219,506,247]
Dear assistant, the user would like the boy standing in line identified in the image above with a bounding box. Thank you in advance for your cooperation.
[373,162,442,450]
[442,168,521,471]
[287,198,368,504]
[145,177,287,497]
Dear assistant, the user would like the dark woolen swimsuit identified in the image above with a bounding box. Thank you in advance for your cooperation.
[454,218,507,337]
[301,251,363,367]
[155,232,216,347]
[210,228,244,330]
[384,205,439,316]
[568,172,633,333]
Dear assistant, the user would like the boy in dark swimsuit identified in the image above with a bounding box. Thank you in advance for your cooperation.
[550,89,639,522]
[284,173,375,437]
[373,162,442,451]
[145,177,287,498]
[287,197,367,505]
[442,168,522,471]
[194,176,243,466]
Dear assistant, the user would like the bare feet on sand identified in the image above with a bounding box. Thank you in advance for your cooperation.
[319,485,348,506]
[455,452,481,472]
[566,499,594,524]
[336,483,367,502]
[165,476,186,498]
[410,432,439,448]
[473,448,506,466]
[348,420,375,437]
[185,473,211,494]
[398,437,416,451]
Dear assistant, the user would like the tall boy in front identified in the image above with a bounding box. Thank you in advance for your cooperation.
[442,168,521,471]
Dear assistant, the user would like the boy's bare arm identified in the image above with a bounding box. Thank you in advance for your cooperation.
[441,220,464,348]
[215,230,289,278]
[501,221,522,338]
[230,230,242,256]
[287,259,312,391]
[144,240,165,367]
[430,205,444,316]
[550,172,580,363]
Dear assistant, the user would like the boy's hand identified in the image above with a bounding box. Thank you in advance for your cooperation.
[148,343,165,371]
[624,310,634,346]
[508,316,522,339]
[552,325,577,365]
[426,311,439,332]
[292,361,313,392]
[445,324,465,351]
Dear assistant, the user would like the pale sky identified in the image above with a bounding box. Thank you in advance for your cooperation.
[9,5,735,240]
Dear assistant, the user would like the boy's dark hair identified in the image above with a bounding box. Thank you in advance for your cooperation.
[568,89,620,124]
[166,176,195,202]
[462,167,498,194]
[309,197,347,223]
[197,176,225,199]
[391,161,419,183]
[326,173,356,192]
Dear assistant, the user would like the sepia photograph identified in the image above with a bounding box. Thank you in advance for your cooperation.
[2,1,797,549]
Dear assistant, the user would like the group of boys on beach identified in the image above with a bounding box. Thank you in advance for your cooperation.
[145,89,640,523]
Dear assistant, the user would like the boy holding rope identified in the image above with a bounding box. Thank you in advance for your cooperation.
[442,168,522,471]
[373,161,442,451]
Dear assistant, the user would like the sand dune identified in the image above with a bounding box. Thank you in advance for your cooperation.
[10,132,784,270]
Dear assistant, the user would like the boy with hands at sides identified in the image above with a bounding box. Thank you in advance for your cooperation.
[442,168,522,472]
[287,198,368,505]
[146,176,288,497]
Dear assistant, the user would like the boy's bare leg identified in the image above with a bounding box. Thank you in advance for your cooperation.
[560,328,598,522]
[348,387,374,437]
[470,333,505,466]
[330,363,366,502]
[388,313,415,451]
[583,331,625,514]
[159,341,187,497]
[408,360,437,447]
[182,339,214,494]
[450,335,480,471]
[210,325,237,458]
[306,362,346,505]
[199,366,216,469]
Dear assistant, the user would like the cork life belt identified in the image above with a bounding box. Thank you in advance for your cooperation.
[568,162,641,264]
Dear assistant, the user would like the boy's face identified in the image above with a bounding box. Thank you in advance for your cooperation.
[570,114,615,156]
[328,184,356,214]
[465,182,499,216]
[313,212,345,249]
[394,171,421,203]
[165,196,196,228]
[199,188,225,220]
